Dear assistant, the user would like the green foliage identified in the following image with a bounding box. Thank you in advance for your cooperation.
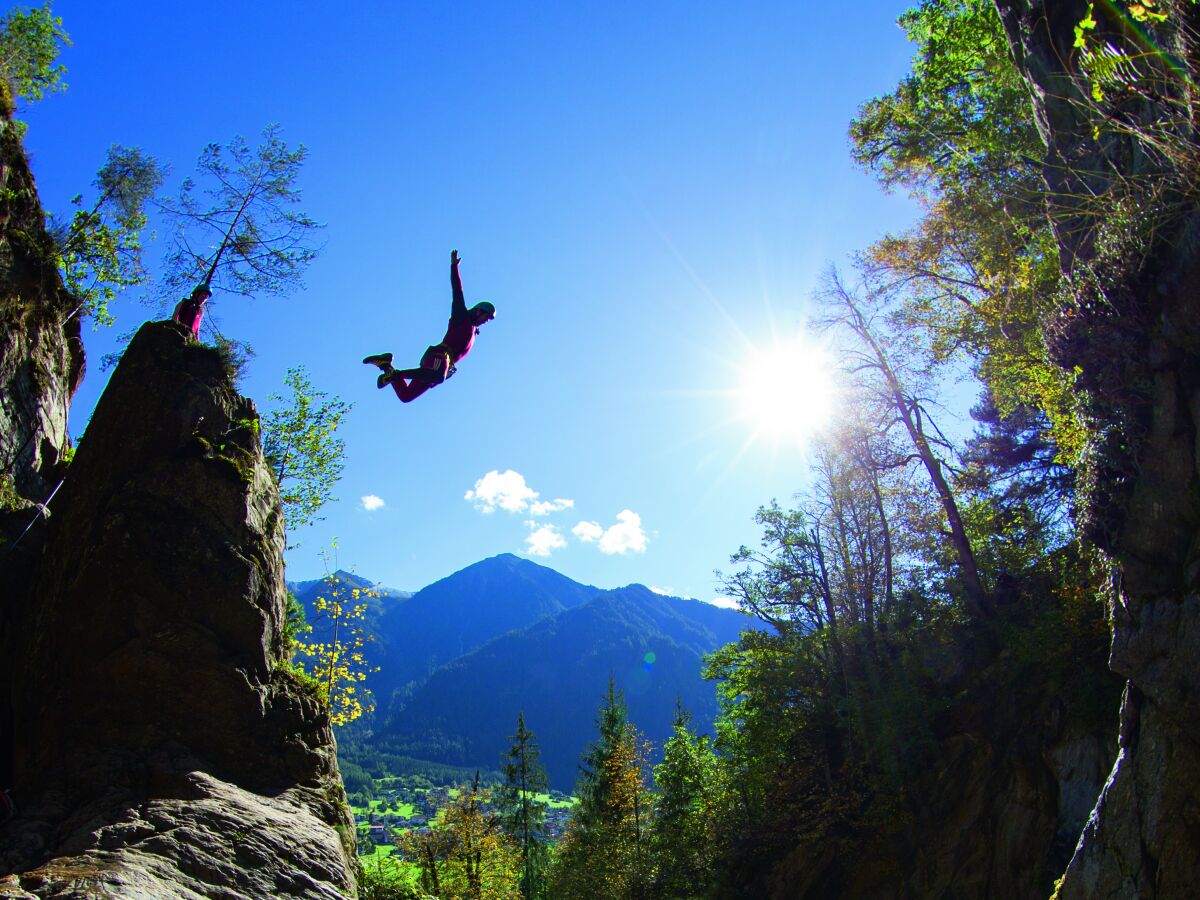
[496,712,551,900]
[358,855,426,900]
[649,704,722,899]
[0,3,69,105]
[262,365,350,531]
[850,0,1037,198]
[157,124,322,301]
[0,472,22,510]
[283,589,310,657]
[549,680,653,900]
[211,335,256,385]
[397,774,520,899]
[51,145,167,326]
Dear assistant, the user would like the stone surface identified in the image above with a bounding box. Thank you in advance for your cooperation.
[0,322,356,898]
[0,86,82,506]
[993,3,1200,896]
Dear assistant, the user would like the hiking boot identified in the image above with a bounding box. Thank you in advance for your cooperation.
[377,366,396,389]
[363,353,394,368]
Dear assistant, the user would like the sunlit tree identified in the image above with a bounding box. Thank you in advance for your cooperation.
[290,565,378,726]
[0,2,69,107]
[262,366,351,531]
[51,146,167,326]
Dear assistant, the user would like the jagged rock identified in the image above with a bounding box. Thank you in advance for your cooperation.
[994,2,1200,895]
[0,321,356,897]
[0,84,82,507]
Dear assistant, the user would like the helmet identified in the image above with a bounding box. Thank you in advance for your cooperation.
[471,301,496,320]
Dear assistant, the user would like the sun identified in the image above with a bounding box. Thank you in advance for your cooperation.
[735,334,838,447]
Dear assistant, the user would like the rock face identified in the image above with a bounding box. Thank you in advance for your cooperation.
[758,626,1118,900]
[0,85,82,506]
[994,2,1200,896]
[1,320,357,897]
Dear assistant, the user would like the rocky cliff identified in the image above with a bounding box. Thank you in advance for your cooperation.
[995,2,1200,896]
[0,96,356,897]
[0,83,81,507]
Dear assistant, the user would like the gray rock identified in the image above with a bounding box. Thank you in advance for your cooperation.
[0,321,357,897]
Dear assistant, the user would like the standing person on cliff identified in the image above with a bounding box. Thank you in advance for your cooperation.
[171,284,212,339]
[363,250,496,403]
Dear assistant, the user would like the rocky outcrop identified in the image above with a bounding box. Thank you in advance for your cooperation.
[994,2,1200,896]
[0,320,357,897]
[0,83,82,507]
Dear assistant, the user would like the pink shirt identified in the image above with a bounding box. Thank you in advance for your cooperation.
[172,298,205,338]
[441,315,477,364]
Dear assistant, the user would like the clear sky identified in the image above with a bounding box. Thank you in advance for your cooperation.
[21,0,924,601]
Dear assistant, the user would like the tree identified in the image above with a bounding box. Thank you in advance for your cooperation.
[51,145,167,326]
[289,566,378,726]
[819,268,992,620]
[261,366,351,530]
[398,774,520,900]
[550,679,653,900]
[495,712,550,900]
[0,2,69,106]
[649,703,721,900]
[157,124,321,302]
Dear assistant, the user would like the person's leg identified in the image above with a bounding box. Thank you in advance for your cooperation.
[390,375,431,403]
[394,366,444,385]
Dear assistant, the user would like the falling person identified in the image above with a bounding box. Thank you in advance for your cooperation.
[363,250,496,403]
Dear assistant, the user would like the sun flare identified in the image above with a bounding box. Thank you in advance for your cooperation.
[736,335,837,447]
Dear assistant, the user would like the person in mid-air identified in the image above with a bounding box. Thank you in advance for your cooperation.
[364,250,496,403]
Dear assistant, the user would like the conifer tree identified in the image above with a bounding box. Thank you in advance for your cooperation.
[650,702,721,899]
[496,712,550,900]
[550,678,653,900]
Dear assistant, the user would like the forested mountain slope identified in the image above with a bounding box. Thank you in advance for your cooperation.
[377,584,748,788]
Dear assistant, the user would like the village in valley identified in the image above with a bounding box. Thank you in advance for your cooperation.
[350,776,576,857]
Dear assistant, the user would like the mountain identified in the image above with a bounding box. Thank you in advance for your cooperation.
[363,553,602,709]
[376,583,750,789]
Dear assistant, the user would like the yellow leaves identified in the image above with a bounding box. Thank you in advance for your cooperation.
[290,562,383,726]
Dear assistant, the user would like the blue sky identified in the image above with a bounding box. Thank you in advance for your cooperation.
[22,0,926,601]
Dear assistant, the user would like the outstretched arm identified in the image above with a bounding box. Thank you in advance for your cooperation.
[450,249,467,318]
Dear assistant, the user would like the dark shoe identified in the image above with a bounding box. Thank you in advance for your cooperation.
[377,366,396,389]
[363,353,394,368]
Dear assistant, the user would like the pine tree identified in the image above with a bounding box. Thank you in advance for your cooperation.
[650,702,721,899]
[496,712,550,900]
[550,678,653,900]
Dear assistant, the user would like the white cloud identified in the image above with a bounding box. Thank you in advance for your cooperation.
[465,469,539,514]
[526,524,567,558]
[707,596,742,610]
[465,470,574,517]
[573,510,649,555]
[530,498,575,516]
[599,509,648,555]
[649,585,673,596]
[360,495,385,512]
[572,521,604,543]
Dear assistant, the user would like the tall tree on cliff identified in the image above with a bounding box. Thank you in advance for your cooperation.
[157,124,321,306]
[0,2,68,108]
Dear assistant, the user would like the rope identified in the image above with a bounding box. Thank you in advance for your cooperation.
[6,476,65,555]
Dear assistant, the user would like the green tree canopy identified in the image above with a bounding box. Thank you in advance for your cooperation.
[0,2,69,106]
